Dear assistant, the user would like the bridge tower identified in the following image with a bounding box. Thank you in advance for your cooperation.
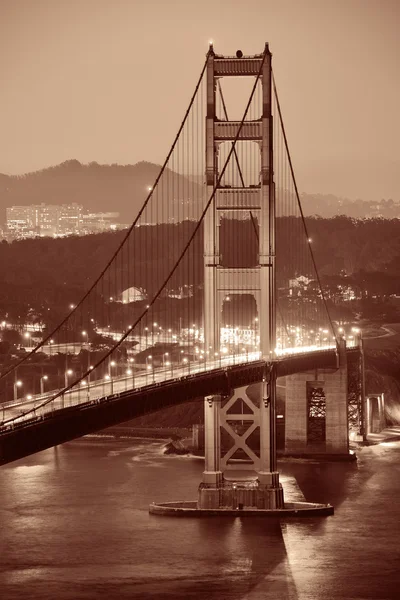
[199,44,283,510]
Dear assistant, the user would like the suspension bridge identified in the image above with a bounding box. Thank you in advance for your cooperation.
[0,44,373,511]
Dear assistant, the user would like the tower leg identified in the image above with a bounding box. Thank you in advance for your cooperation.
[256,372,284,508]
[198,395,223,509]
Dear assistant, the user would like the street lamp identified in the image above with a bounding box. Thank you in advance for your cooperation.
[109,359,116,377]
[104,373,113,394]
[65,368,73,387]
[24,331,31,348]
[126,368,134,390]
[40,374,48,395]
[13,380,22,401]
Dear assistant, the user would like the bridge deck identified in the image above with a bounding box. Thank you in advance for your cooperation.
[0,347,349,466]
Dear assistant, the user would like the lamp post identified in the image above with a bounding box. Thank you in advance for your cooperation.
[40,374,48,395]
[13,380,22,401]
[104,374,113,394]
[64,369,73,388]
[82,330,90,375]
[63,369,73,408]
[128,358,135,390]
[24,331,31,348]
[146,355,153,382]
[126,368,133,391]
[80,379,89,400]
[109,360,116,393]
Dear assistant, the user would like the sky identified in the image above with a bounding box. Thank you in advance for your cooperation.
[1,0,399,200]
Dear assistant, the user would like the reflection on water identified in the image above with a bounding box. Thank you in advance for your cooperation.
[0,437,400,599]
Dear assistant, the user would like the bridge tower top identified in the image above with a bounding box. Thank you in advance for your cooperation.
[203,44,275,361]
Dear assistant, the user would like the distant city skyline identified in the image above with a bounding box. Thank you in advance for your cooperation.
[1,0,399,201]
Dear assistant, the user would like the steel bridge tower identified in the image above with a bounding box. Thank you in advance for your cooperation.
[199,44,283,510]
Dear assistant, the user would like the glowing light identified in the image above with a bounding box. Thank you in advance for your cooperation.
[27,395,32,400]
[105,375,111,380]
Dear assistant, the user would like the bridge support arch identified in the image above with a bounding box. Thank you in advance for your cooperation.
[198,371,284,509]
[284,341,350,456]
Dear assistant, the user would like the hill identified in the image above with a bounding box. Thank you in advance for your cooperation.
[1,160,400,226]
[0,160,203,225]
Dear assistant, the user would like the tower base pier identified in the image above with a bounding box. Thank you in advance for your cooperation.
[198,473,284,510]
[149,385,333,517]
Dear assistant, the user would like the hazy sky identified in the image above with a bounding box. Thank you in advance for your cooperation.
[1,0,399,200]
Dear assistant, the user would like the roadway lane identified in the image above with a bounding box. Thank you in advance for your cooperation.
[1,343,339,431]
[1,352,262,429]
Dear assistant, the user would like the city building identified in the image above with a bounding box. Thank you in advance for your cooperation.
[4,204,124,240]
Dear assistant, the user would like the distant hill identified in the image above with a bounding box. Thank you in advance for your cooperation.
[1,159,399,224]
[300,193,400,219]
[0,160,204,225]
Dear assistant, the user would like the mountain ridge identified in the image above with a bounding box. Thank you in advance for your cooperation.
[1,160,399,224]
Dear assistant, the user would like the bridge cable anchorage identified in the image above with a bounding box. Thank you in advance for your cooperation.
[0,48,268,427]
[0,51,212,383]
[272,70,339,350]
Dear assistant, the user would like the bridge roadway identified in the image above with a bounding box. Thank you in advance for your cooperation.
[0,345,354,466]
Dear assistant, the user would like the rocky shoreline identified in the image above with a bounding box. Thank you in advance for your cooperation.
[97,424,194,454]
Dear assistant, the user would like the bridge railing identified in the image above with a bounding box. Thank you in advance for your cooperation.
[0,339,356,433]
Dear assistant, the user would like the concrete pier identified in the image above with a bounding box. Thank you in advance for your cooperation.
[284,340,350,458]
